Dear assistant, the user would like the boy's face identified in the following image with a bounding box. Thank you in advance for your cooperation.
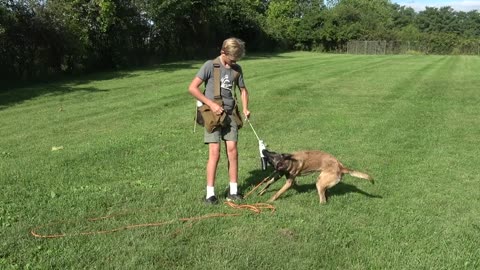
[221,51,238,66]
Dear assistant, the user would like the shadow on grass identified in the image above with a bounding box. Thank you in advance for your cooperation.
[241,168,382,201]
[294,182,382,201]
[0,84,108,111]
[0,53,290,110]
[121,61,200,74]
[243,53,295,61]
[242,168,276,188]
[229,168,275,199]
[0,62,198,110]
[0,70,136,110]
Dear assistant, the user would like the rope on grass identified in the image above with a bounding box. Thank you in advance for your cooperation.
[30,201,275,239]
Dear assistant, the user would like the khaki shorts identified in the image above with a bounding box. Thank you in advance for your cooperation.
[204,114,238,143]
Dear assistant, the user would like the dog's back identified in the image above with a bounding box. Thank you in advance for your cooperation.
[291,151,343,176]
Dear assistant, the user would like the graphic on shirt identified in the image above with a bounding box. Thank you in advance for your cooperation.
[221,75,233,90]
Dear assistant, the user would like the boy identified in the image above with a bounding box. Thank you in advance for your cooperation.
[188,37,250,204]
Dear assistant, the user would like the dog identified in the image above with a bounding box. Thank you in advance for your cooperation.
[259,149,374,204]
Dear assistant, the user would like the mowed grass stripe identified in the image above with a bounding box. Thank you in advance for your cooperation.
[358,56,480,268]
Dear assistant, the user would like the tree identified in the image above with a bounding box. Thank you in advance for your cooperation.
[416,6,456,33]
[391,3,416,29]
[0,0,66,79]
[293,0,326,50]
[263,0,300,44]
[456,10,480,38]
[321,0,394,48]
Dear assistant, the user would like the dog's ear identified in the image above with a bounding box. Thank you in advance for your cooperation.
[281,154,293,160]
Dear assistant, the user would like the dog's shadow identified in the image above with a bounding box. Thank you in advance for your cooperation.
[241,168,382,201]
[294,182,382,200]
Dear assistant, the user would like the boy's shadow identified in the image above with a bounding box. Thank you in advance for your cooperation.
[240,168,382,201]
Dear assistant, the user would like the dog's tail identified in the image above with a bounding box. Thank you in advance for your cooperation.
[342,168,374,184]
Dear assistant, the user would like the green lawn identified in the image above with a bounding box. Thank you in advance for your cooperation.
[1,52,479,269]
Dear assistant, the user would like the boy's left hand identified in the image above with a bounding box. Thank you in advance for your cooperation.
[243,109,250,119]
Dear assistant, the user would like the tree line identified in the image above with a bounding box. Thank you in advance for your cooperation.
[1,0,479,81]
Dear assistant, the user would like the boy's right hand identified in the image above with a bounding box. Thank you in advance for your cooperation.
[210,102,224,115]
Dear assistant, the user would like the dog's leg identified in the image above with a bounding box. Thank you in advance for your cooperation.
[267,178,294,202]
[316,172,341,204]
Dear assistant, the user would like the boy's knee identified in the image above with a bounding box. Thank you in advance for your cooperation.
[226,147,238,158]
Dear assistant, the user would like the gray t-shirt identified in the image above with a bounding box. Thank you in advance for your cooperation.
[196,59,245,113]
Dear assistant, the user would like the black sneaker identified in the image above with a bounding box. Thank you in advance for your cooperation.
[204,195,219,205]
[226,193,243,202]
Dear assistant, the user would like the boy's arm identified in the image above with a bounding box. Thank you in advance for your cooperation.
[188,76,224,115]
[240,87,250,118]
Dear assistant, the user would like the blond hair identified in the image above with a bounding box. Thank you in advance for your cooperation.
[222,38,245,60]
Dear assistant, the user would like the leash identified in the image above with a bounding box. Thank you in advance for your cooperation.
[193,102,198,133]
[30,201,275,239]
[224,201,275,214]
[245,117,269,170]
[244,172,277,199]
[245,117,262,142]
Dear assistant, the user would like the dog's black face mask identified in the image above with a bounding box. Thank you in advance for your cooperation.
[262,149,292,172]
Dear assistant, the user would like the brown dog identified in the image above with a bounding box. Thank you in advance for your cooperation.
[259,149,374,204]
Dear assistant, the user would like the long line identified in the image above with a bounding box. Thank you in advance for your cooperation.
[30,202,275,239]
[246,117,261,142]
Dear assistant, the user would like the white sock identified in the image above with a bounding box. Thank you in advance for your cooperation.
[229,182,238,195]
[206,186,215,199]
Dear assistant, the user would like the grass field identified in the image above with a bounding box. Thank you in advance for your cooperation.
[1,52,480,269]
